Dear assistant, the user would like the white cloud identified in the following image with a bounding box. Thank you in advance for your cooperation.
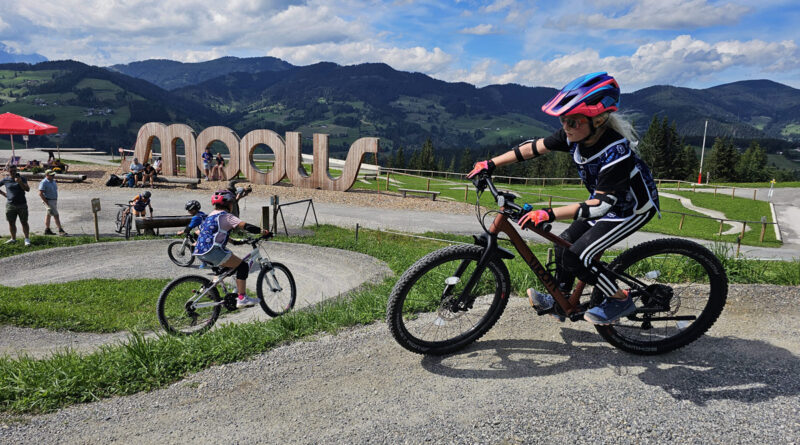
[483,35,800,90]
[564,0,750,30]
[267,41,453,73]
[459,24,496,35]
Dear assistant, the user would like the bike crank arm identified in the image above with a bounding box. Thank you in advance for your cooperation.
[628,313,696,322]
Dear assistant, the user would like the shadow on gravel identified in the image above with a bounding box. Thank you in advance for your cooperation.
[421,328,800,406]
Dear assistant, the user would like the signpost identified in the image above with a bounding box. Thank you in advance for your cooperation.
[91,198,101,241]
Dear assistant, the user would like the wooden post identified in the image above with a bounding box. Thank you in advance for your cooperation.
[740,221,747,240]
[386,172,390,191]
[270,195,279,234]
[760,217,767,243]
[376,174,380,195]
[736,236,742,257]
[714,186,717,197]
[542,178,545,187]
[718,220,724,236]
[677,181,681,191]
[692,184,696,193]
[753,189,757,200]
[679,214,686,230]
[732,187,736,199]
[90,198,101,242]
[525,178,528,186]
[658,179,662,187]
[261,206,270,231]
[355,223,359,242]
[464,185,468,202]
[548,197,552,207]
[426,178,430,191]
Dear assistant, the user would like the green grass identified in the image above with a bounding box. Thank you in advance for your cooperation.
[0,224,798,413]
[351,173,784,246]
[0,279,169,332]
[0,235,125,259]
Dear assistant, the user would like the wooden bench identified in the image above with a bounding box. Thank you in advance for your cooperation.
[134,216,192,235]
[154,175,201,189]
[398,188,440,201]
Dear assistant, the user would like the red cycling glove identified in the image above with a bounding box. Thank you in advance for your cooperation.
[518,208,556,229]
[467,159,495,179]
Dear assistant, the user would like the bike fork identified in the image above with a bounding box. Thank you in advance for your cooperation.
[446,235,499,310]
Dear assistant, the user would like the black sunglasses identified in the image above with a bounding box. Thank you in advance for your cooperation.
[559,116,586,129]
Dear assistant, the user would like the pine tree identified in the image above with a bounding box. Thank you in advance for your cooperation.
[638,115,662,173]
[736,141,768,182]
[457,147,474,173]
[706,137,740,182]
[393,146,405,169]
[419,137,436,171]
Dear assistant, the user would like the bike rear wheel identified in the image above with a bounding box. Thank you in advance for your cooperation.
[592,238,728,355]
[157,275,221,335]
[386,244,511,355]
[257,262,297,317]
[168,240,195,267]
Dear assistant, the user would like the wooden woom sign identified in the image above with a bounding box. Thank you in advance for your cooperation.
[126,122,379,191]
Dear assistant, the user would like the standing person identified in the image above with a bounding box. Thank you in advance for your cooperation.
[152,157,162,175]
[0,165,31,246]
[193,190,271,308]
[467,72,660,325]
[226,180,252,218]
[201,147,213,180]
[38,169,68,236]
[129,190,153,218]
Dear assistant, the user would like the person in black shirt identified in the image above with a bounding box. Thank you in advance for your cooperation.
[468,72,659,325]
[1,165,31,246]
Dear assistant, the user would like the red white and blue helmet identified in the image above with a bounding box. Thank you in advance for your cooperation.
[541,72,620,117]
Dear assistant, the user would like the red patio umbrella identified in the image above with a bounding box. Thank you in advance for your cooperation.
[0,112,58,160]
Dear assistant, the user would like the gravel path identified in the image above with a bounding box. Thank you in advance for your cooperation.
[2,285,798,444]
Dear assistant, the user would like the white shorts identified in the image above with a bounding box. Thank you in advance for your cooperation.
[195,245,232,266]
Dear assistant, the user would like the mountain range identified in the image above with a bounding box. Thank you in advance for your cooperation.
[1,56,798,165]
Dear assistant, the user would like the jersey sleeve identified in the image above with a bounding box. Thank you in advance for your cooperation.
[219,213,243,231]
[542,129,570,153]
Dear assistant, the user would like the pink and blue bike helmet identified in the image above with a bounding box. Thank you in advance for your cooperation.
[541,72,620,117]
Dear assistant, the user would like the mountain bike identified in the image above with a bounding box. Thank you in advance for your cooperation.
[114,203,133,240]
[386,173,728,356]
[167,232,198,267]
[157,234,297,335]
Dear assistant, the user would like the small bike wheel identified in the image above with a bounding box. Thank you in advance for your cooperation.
[592,238,728,355]
[168,240,195,267]
[157,275,221,335]
[257,262,297,317]
[386,244,511,355]
[115,208,124,233]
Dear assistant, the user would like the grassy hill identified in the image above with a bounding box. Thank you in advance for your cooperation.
[0,61,218,152]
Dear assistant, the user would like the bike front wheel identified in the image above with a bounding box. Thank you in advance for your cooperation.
[386,244,511,355]
[168,240,195,267]
[124,213,132,240]
[157,275,221,335]
[257,262,297,317]
[592,238,728,355]
[115,207,124,233]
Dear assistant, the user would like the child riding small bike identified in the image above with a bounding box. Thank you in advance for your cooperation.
[193,189,271,308]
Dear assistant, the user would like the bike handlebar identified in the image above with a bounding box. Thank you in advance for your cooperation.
[473,173,552,232]
[229,232,273,246]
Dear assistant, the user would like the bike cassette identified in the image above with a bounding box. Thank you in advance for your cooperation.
[223,292,239,311]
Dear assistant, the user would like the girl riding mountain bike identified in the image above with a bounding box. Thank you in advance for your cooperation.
[193,189,271,308]
[468,72,660,326]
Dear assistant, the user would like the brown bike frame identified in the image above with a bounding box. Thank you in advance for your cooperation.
[488,209,588,316]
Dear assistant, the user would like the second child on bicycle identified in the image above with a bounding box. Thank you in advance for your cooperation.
[176,200,206,239]
[468,72,660,325]
[193,189,271,308]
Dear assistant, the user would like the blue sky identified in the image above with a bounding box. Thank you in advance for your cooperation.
[0,0,798,91]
